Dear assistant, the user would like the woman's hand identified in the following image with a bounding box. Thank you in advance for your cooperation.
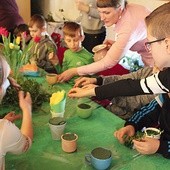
[68,87,96,98]
[103,39,115,49]
[133,137,160,155]
[114,125,135,144]
[74,77,97,87]
[58,68,77,83]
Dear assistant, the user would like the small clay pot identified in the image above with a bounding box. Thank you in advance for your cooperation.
[92,44,107,62]
[46,73,58,85]
[61,133,78,153]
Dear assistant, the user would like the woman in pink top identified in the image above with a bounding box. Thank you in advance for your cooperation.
[58,0,152,82]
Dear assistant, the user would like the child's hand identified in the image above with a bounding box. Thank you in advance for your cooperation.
[4,111,22,122]
[48,53,59,65]
[8,77,21,91]
[133,137,160,155]
[18,91,32,114]
[58,68,77,82]
[74,77,97,87]
[68,87,95,98]
[82,84,98,90]
[114,125,135,144]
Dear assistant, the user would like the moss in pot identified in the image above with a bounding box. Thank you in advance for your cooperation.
[91,147,112,160]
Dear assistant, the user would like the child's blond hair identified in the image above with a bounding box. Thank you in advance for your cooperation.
[145,2,170,39]
[29,14,47,29]
[63,21,84,38]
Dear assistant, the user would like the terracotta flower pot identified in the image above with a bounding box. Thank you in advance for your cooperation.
[46,73,58,85]
[61,133,78,153]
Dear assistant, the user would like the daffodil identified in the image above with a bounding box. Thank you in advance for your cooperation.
[15,36,21,45]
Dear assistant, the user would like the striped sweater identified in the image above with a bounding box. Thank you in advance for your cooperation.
[95,68,170,100]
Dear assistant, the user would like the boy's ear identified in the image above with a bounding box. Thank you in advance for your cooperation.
[41,26,46,32]
[165,38,170,53]
[81,35,85,42]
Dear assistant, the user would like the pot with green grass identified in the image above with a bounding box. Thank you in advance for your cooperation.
[61,133,78,153]
[76,103,92,119]
[144,127,163,139]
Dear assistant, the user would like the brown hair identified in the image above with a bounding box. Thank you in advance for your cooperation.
[29,14,46,29]
[96,0,127,8]
[63,21,84,37]
[145,2,170,39]
[14,24,29,37]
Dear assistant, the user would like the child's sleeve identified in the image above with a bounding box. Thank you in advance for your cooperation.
[61,54,68,73]
[125,99,161,131]
[157,140,170,159]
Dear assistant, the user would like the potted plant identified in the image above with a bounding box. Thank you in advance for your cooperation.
[144,127,163,139]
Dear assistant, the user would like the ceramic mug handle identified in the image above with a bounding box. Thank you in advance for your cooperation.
[85,154,92,165]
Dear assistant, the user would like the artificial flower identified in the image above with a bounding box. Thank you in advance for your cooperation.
[50,90,65,105]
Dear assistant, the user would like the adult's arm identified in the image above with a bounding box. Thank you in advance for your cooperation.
[88,5,101,19]
[102,67,153,85]
[77,22,139,75]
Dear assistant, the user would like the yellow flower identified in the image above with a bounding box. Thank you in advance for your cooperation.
[16,36,21,45]
[9,43,15,49]
[50,90,65,105]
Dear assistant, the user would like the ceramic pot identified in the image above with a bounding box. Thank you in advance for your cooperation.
[85,147,112,170]
[144,127,162,139]
[46,73,58,85]
[61,133,78,153]
[76,103,92,119]
[92,44,107,62]
[49,117,66,140]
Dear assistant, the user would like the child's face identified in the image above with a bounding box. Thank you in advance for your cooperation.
[29,24,44,38]
[64,31,83,52]
[146,30,170,71]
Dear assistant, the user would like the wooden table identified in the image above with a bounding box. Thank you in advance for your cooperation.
[5,77,170,170]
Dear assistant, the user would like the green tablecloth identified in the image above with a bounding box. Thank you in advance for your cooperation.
[5,77,170,170]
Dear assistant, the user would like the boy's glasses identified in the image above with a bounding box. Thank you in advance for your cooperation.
[145,38,165,52]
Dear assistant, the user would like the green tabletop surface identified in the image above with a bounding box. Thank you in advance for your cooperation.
[5,77,170,170]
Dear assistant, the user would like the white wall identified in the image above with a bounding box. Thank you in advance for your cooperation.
[41,0,79,21]
[16,0,31,23]
[128,0,168,10]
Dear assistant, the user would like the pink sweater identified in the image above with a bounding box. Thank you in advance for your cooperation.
[77,4,152,75]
